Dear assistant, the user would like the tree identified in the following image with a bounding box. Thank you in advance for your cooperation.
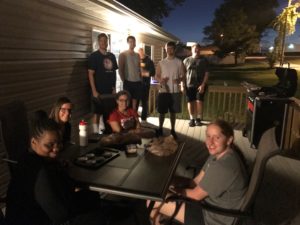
[204,0,278,64]
[204,4,260,64]
[117,0,185,26]
[273,0,300,65]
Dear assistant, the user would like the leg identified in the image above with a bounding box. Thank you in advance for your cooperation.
[147,200,185,225]
[170,113,176,131]
[159,113,165,129]
[196,100,203,119]
[92,114,100,133]
[141,85,150,121]
[187,101,195,119]
[132,98,138,111]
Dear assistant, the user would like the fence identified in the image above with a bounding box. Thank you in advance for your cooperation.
[148,85,247,124]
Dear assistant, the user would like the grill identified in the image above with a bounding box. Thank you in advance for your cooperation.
[243,65,298,149]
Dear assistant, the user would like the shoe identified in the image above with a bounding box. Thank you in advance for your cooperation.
[189,119,195,127]
[156,128,163,137]
[195,118,202,126]
[170,129,178,140]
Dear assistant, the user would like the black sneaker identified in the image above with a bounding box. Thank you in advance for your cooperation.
[195,118,202,126]
[156,128,163,137]
[189,119,196,127]
[170,129,178,140]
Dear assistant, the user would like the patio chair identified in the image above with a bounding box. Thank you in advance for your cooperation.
[0,100,29,166]
[0,121,12,223]
[164,127,282,225]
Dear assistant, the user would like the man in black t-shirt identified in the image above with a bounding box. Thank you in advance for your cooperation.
[88,33,118,134]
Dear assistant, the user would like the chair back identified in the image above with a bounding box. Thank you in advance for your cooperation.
[240,127,281,212]
[0,101,29,163]
[0,121,11,219]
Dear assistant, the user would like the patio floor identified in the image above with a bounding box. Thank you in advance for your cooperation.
[144,117,300,225]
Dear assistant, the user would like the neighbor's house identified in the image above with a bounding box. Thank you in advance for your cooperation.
[0,0,178,119]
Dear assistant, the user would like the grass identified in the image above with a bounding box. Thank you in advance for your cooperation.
[208,58,300,98]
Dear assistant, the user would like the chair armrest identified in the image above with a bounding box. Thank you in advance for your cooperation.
[166,194,251,219]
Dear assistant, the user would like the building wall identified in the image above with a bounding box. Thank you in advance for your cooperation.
[0,0,176,120]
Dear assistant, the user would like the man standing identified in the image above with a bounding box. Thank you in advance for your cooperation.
[183,43,209,127]
[155,41,185,139]
[88,33,118,134]
[138,47,155,122]
[118,36,141,111]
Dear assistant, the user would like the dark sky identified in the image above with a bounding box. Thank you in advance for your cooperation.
[162,0,300,46]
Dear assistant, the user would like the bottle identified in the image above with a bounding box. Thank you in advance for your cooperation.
[79,120,88,147]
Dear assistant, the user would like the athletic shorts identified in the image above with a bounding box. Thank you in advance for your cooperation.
[91,95,116,115]
[186,86,207,102]
[123,80,142,100]
[157,93,182,114]
[184,201,205,225]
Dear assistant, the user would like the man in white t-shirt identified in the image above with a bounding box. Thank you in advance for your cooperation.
[155,41,185,139]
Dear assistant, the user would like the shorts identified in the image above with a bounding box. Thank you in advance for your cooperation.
[157,93,182,114]
[186,86,207,102]
[91,95,116,115]
[123,80,142,100]
[184,201,205,225]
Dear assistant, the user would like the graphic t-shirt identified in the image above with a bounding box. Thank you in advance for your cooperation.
[88,51,118,94]
[108,108,138,131]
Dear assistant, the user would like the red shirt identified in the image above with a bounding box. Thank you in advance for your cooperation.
[108,108,138,131]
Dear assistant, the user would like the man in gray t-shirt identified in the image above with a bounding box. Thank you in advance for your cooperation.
[183,43,209,127]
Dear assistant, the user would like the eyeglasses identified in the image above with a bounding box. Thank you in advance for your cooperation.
[60,108,72,113]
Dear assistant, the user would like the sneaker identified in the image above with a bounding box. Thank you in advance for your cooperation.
[170,129,178,140]
[195,118,202,126]
[189,119,195,127]
[156,128,163,137]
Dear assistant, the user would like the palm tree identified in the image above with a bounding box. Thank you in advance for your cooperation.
[274,0,300,65]
[273,0,300,65]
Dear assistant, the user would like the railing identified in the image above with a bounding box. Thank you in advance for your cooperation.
[283,98,300,151]
[149,85,247,124]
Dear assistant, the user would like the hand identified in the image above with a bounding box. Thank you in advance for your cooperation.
[198,84,205,94]
[169,185,186,196]
[161,77,169,84]
[93,91,100,98]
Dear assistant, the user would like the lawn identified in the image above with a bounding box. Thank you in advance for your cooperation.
[208,58,300,98]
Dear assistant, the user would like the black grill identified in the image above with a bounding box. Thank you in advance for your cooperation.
[243,66,298,149]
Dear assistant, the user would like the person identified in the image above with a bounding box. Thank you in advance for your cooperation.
[149,119,249,225]
[155,41,185,139]
[138,47,155,122]
[88,33,118,134]
[49,96,73,144]
[108,90,141,133]
[183,43,209,127]
[5,115,108,225]
[118,36,141,111]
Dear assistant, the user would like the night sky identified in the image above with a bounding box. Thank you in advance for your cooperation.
[162,0,300,46]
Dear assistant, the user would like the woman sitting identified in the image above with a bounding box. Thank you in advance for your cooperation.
[149,119,249,225]
[108,90,141,133]
[49,97,73,144]
[5,115,106,225]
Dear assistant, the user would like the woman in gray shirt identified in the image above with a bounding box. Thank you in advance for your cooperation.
[149,119,248,225]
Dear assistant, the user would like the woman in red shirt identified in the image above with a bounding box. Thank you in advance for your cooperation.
[108,90,141,133]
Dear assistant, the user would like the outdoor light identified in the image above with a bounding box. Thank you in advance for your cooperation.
[288,43,295,49]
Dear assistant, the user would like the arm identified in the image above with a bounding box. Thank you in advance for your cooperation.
[198,71,208,93]
[118,53,125,82]
[185,170,208,201]
[155,63,168,84]
[109,121,122,133]
[149,59,156,77]
[88,69,99,98]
